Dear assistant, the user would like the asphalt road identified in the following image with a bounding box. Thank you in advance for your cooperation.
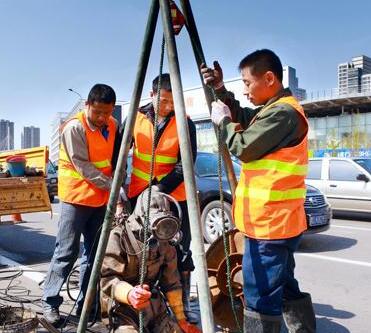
[0,202,370,332]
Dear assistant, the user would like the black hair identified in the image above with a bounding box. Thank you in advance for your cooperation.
[152,73,172,92]
[87,84,116,105]
[238,49,283,82]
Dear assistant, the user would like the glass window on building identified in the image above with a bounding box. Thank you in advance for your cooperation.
[339,114,351,127]
[315,117,326,129]
[327,116,338,129]
[339,127,352,148]
[353,113,366,126]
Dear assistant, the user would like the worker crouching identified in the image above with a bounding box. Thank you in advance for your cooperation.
[100,189,200,333]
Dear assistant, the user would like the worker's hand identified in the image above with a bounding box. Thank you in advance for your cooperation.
[150,185,170,212]
[211,100,232,126]
[127,284,152,310]
[200,61,224,90]
[178,319,201,333]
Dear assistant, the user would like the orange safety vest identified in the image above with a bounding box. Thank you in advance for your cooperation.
[128,112,186,201]
[233,95,308,240]
[58,111,116,207]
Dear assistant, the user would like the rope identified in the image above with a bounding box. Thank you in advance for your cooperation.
[191,35,243,332]
[217,129,242,333]
[138,34,166,333]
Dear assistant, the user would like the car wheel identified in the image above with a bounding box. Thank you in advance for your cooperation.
[201,200,233,244]
[49,195,55,203]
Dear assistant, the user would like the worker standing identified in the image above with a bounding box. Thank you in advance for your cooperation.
[42,84,117,325]
[113,73,197,323]
[201,49,316,332]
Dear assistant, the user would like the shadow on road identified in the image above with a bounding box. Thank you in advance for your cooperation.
[299,233,357,253]
[314,302,354,333]
[334,211,371,222]
[280,303,353,333]
[0,222,57,265]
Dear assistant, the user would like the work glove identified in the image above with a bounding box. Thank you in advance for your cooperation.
[200,61,224,90]
[127,284,152,310]
[211,100,232,126]
[150,185,170,212]
[178,319,202,333]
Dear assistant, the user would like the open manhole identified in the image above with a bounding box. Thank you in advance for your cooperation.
[0,307,38,333]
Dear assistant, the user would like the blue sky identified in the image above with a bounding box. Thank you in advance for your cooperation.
[1,0,371,148]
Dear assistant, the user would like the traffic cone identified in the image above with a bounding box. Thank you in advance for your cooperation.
[11,213,23,223]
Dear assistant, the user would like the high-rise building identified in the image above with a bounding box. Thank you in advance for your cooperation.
[21,126,40,149]
[50,112,69,165]
[0,119,14,151]
[338,55,371,94]
[282,66,307,101]
[362,74,371,93]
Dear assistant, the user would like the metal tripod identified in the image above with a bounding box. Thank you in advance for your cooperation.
[77,1,237,332]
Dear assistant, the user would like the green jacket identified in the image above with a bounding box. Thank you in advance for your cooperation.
[216,87,307,163]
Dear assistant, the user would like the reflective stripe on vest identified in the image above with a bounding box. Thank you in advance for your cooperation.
[59,148,111,169]
[243,159,308,175]
[134,148,177,164]
[131,167,167,182]
[234,95,308,240]
[235,186,306,201]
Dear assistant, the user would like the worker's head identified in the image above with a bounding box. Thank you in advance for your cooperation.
[150,73,174,118]
[239,49,283,106]
[86,84,116,129]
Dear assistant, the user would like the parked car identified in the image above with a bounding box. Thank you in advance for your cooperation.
[306,157,371,215]
[46,161,58,203]
[125,152,331,243]
[195,152,331,243]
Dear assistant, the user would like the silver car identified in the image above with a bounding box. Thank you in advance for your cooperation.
[306,157,371,214]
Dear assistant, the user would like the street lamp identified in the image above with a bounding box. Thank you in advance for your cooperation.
[68,88,82,100]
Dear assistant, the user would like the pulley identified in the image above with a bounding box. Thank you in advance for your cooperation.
[206,229,245,331]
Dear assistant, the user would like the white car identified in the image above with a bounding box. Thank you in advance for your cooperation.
[306,157,371,214]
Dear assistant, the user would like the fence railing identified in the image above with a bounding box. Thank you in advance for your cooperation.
[303,84,371,103]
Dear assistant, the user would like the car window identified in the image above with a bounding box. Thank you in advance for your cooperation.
[353,159,371,174]
[329,160,362,181]
[47,162,56,175]
[195,154,241,177]
[307,160,322,180]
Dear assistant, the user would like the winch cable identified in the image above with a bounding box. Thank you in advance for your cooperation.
[191,40,242,332]
[138,34,165,333]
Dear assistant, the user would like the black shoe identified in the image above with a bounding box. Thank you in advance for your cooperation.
[74,307,98,323]
[43,307,61,326]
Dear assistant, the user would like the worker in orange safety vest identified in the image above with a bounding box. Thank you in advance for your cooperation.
[201,49,316,333]
[113,73,198,324]
[42,84,117,326]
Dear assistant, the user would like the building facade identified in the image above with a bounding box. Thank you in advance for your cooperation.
[0,119,14,152]
[21,126,40,149]
[50,112,69,164]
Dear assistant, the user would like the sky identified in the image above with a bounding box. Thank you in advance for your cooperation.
[1,0,371,148]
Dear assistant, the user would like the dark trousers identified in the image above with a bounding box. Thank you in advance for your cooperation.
[42,202,106,310]
[242,234,304,316]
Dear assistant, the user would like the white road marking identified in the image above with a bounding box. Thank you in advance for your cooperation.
[331,225,371,232]
[297,253,371,268]
[0,254,76,299]
[0,254,45,283]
